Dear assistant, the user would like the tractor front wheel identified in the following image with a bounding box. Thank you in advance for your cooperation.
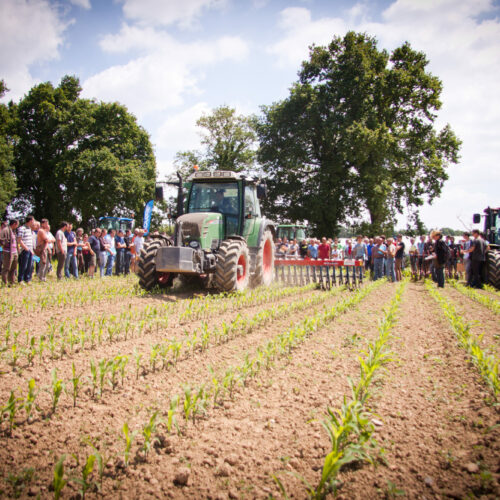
[137,238,175,290]
[214,239,250,292]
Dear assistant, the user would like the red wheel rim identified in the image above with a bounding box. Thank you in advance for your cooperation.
[263,239,272,275]
[237,254,247,282]
[158,272,171,284]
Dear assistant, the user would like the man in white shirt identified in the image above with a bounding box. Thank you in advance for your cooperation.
[55,221,68,280]
[17,215,35,284]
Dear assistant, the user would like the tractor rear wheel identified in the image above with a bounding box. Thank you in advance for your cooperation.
[214,239,250,292]
[137,238,175,290]
[486,249,500,289]
[251,229,274,287]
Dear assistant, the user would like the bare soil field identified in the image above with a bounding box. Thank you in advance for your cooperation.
[0,276,498,499]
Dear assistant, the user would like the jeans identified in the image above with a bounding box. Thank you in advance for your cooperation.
[18,250,33,283]
[105,254,115,276]
[115,250,125,275]
[124,251,132,275]
[99,252,108,277]
[64,252,78,279]
[374,258,384,280]
[386,257,396,282]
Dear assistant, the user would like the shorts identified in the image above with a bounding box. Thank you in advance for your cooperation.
[89,253,96,267]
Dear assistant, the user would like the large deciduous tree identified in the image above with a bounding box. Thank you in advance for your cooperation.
[9,75,156,226]
[257,32,461,235]
[0,81,16,217]
[175,105,258,176]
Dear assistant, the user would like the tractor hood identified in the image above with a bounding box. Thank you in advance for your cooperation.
[176,212,224,248]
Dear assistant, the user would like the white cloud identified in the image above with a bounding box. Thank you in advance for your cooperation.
[118,0,227,28]
[69,0,91,9]
[268,0,500,228]
[267,8,347,67]
[0,0,70,101]
[83,24,248,118]
[154,102,211,176]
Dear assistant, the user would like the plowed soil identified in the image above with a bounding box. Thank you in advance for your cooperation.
[0,277,499,499]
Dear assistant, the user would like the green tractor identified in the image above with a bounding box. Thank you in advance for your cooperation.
[137,170,275,292]
[276,224,308,242]
[473,206,500,288]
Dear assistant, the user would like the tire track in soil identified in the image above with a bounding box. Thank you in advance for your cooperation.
[340,282,500,500]
[112,281,396,500]
[440,287,500,353]
[0,288,347,497]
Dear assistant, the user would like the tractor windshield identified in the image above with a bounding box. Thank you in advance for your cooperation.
[188,182,240,216]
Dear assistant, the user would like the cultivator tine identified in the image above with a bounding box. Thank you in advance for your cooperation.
[339,266,343,285]
[281,265,285,284]
[305,265,310,284]
[318,265,324,290]
[275,265,279,283]
[299,265,304,286]
[351,266,356,289]
[287,265,291,285]
[293,265,298,285]
[325,265,331,290]
[312,265,317,284]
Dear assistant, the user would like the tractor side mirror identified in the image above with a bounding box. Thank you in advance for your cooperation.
[472,213,481,224]
[256,184,268,199]
[155,186,164,201]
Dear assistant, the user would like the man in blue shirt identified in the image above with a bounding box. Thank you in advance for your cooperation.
[115,230,126,275]
[373,236,386,280]
[64,223,78,279]
[307,238,318,259]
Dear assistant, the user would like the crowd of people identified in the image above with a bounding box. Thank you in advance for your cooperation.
[275,230,491,289]
[0,216,491,291]
[0,216,148,286]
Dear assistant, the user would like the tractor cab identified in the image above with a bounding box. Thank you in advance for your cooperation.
[473,207,499,248]
[98,216,135,233]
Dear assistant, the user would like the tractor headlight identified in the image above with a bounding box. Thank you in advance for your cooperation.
[188,240,200,249]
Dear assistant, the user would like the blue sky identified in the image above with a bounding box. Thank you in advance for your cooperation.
[1,0,499,230]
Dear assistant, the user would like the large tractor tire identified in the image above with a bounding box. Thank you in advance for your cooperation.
[137,238,175,290]
[251,229,275,288]
[486,249,500,289]
[214,239,250,292]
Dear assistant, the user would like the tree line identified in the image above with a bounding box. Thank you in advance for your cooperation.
[0,32,461,235]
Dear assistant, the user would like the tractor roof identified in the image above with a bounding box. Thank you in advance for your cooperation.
[189,170,261,184]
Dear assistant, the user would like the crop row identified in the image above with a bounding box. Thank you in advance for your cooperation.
[448,280,500,315]
[426,281,499,399]
[0,275,148,317]
[275,279,407,499]
[1,281,384,498]
[1,283,317,370]
[0,284,344,423]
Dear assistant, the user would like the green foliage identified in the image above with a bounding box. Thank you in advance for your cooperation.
[257,32,461,235]
[121,422,137,467]
[9,75,156,225]
[0,81,16,215]
[175,105,258,174]
[53,455,66,500]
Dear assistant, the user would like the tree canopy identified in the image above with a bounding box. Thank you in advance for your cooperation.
[174,105,258,177]
[0,81,16,217]
[257,32,461,236]
[8,75,156,226]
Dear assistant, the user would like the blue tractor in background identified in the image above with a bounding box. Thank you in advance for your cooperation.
[98,216,135,233]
